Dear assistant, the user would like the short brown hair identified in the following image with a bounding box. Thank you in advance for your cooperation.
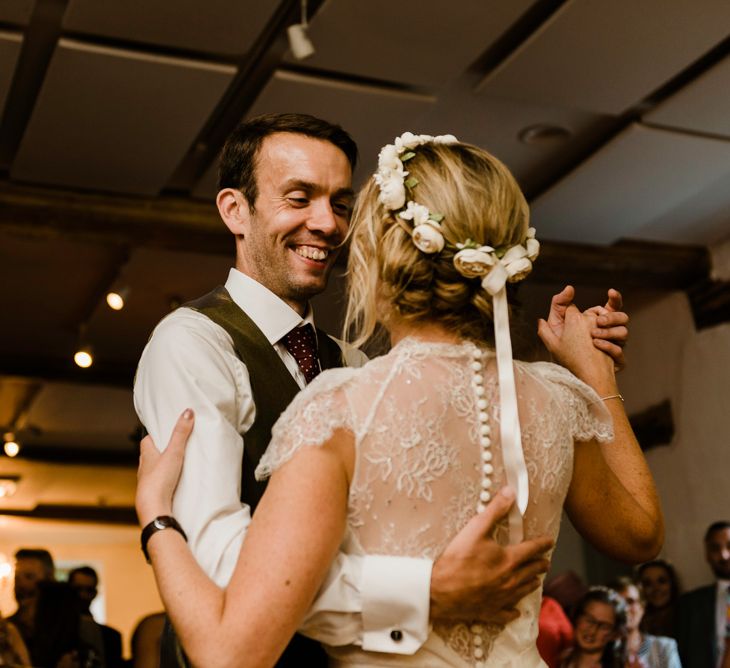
[218,113,358,210]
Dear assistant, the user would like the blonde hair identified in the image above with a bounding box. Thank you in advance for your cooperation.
[344,141,529,348]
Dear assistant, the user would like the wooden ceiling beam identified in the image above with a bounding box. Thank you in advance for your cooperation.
[0,180,711,290]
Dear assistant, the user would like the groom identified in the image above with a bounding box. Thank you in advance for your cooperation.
[134,113,628,665]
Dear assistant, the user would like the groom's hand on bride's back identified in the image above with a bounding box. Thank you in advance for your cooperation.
[429,486,553,625]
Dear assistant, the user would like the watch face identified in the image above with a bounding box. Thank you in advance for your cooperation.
[154,518,166,529]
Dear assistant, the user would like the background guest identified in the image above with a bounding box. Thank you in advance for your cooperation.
[0,610,31,666]
[611,576,681,667]
[676,520,730,668]
[637,560,681,638]
[69,566,124,668]
[8,547,56,658]
[562,587,626,668]
[33,581,102,668]
[538,595,574,667]
[128,612,165,668]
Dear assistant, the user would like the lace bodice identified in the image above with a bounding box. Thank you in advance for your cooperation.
[257,337,613,666]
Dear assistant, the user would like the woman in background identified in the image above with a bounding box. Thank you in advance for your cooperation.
[562,587,626,668]
[636,561,681,639]
[611,577,681,668]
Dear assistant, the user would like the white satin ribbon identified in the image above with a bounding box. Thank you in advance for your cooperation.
[482,269,529,544]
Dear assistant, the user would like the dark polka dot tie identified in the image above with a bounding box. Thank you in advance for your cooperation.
[282,323,321,384]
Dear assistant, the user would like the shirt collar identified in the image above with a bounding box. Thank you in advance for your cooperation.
[224,268,315,344]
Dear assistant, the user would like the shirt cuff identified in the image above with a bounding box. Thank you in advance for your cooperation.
[361,555,432,655]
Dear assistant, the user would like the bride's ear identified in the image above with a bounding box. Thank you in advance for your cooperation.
[217,188,252,237]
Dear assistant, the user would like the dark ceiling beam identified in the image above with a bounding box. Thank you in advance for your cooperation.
[0,504,137,525]
[0,180,711,291]
[165,0,327,193]
[0,0,70,170]
[0,180,229,254]
[5,444,137,467]
[532,239,710,290]
[0,354,134,388]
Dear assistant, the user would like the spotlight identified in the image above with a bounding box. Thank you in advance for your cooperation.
[518,124,572,146]
[106,286,130,311]
[74,347,93,369]
[3,434,20,458]
[288,0,314,60]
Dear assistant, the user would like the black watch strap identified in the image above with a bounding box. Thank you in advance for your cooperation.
[141,515,187,563]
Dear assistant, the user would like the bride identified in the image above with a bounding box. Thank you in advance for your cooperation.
[136,133,663,667]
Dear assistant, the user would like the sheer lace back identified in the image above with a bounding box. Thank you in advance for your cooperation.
[257,337,612,666]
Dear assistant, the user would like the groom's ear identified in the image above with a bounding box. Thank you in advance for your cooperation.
[217,188,252,237]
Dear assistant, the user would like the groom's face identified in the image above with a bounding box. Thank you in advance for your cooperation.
[237,132,353,312]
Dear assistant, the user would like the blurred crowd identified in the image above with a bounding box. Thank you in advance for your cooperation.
[1,519,727,667]
[537,520,730,668]
[0,548,163,668]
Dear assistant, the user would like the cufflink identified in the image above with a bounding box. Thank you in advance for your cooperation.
[390,630,403,642]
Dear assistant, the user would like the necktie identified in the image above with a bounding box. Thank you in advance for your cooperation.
[282,323,321,383]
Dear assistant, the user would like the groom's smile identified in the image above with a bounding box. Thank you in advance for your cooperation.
[236,132,353,314]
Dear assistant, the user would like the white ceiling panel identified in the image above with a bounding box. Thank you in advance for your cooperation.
[284,0,537,88]
[477,0,730,115]
[193,69,435,198]
[531,123,730,244]
[635,170,730,245]
[645,56,730,139]
[417,84,612,191]
[0,1,34,25]
[0,32,22,119]
[12,39,236,195]
[63,0,279,56]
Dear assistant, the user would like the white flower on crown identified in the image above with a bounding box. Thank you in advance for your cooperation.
[374,132,459,214]
[453,244,496,278]
[398,201,431,226]
[412,222,445,254]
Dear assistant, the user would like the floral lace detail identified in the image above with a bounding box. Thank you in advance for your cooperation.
[257,337,613,664]
[255,367,359,479]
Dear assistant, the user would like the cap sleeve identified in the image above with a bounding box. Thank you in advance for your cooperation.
[255,367,359,479]
[530,362,615,443]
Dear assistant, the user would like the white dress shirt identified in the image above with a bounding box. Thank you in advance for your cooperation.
[134,268,431,654]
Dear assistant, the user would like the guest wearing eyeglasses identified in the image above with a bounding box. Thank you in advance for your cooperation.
[611,576,681,667]
[562,587,627,668]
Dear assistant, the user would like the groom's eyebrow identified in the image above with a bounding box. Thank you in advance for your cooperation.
[282,178,354,199]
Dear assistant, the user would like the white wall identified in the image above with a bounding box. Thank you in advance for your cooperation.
[617,290,730,590]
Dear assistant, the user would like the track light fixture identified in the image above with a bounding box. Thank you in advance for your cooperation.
[288,0,314,60]
[3,433,20,458]
[106,286,130,311]
[74,324,94,368]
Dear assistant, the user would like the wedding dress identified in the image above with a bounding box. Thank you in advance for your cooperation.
[257,337,613,667]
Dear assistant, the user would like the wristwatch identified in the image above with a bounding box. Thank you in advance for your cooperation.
[141,515,187,563]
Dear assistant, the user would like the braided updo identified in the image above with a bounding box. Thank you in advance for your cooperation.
[344,141,529,348]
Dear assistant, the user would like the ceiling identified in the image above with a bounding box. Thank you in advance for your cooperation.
[0,0,728,524]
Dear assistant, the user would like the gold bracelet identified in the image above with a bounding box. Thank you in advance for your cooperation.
[600,393,624,402]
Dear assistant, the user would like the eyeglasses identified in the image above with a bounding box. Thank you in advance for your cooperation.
[578,612,615,634]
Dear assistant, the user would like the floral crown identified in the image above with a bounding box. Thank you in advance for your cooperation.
[373,131,540,296]
[373,131,535,539]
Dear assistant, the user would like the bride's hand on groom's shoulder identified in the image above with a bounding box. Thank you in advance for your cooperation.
[136,409,194,526]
